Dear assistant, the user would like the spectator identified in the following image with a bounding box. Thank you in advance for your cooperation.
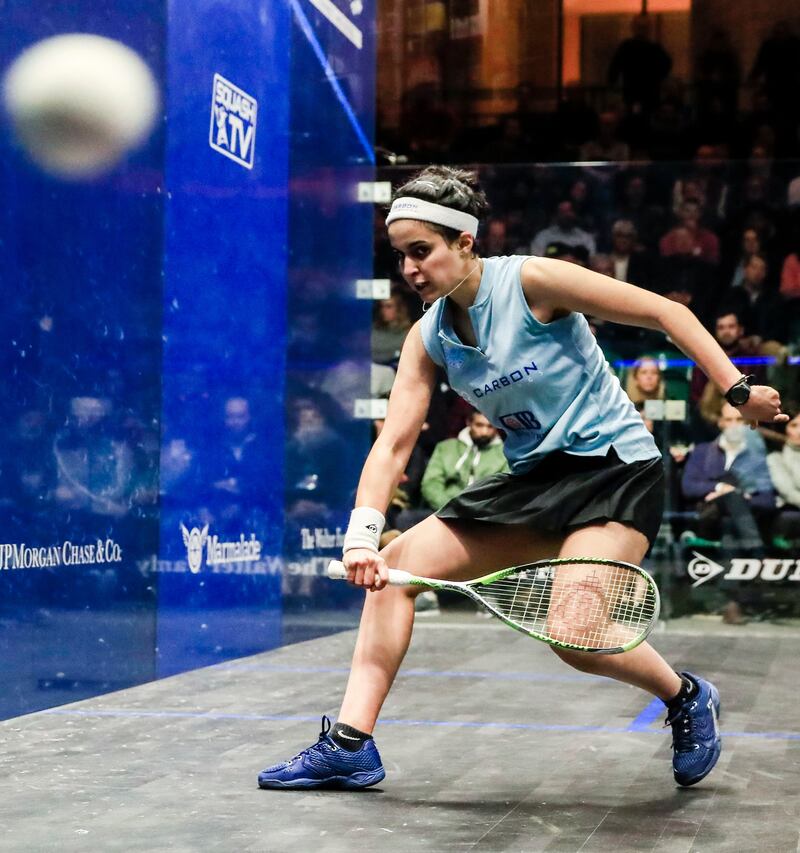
[490,115,532,164]
[659,199,720,266]
[482,217,515,257]
[607,14,672,117]
[748,21,800,119]
[734,86,783,159]
[120,412,160,515]
[690,310,768,410]
[507,83,539,154]
[787,174,800,209]
[696,29,741,123]
[285,393,349,517]
[608,219,652,285]
[727,226,764,290]
[371,362,396,400]
[647,97,693,162]
[671,145,730,228]
[624,357,665,405]
[611,172,668,250]
[634,400,692,477]
[725,254,785,341]
[2,409,55,515]
[655,226,716,320]
[159,436,202,504]
[779,225,800,301]
[420,411,508,511]
[767,411,800,543]
[681,403,776,555]
[205,395,270,507]
[746,142,781,201]
[567,178,600,234]
[52,396,133,518]
[530,200,596,257]
[724,175,779,251]
[589,253,614,277]
[544,241,589,267]
[372,289,412,365]
[579,110,630,162]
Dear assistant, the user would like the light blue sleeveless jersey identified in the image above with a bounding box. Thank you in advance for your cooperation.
[419,255,660,475]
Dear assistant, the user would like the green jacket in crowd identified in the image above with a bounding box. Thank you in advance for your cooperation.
[421,427,509,510]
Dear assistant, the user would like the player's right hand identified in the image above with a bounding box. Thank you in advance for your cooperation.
[739,385,789,426]
[343,548,389,591]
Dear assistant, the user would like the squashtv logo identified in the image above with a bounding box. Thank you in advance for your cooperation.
[209,73,257,169]
[687,551,800,587]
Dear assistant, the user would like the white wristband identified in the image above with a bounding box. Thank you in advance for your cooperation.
[343,507,385,553]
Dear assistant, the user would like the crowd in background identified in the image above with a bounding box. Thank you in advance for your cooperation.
[379,19,800,168]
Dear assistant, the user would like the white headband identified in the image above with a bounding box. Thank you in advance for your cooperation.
[385,197,479,237]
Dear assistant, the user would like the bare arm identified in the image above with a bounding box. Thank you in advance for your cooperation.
[521,257,787,424]
[346,322,437,589]
[354,322,436,510]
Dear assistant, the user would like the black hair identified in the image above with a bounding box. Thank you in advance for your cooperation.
[714,306,743,325]
[545,242,589,265]
[390,166,490,245]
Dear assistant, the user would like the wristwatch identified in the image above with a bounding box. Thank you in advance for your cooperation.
[724,374,755,407]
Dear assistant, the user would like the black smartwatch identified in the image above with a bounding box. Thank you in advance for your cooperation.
[724,374,755,407]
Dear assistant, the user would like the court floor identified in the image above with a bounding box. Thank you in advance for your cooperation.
[2,613,799,852]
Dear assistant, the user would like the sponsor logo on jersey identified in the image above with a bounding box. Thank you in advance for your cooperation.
[473,360,538,398]
[499,410,542,431]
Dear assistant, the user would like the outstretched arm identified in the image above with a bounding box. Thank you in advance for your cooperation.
[521,257,787,425]
[354,322,436,511]
[345,322,437,589]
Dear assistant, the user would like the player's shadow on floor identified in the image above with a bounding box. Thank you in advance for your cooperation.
[372,792,725,846]
[381,790,720,813]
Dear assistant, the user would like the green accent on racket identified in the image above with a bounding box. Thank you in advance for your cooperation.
[327,557,660,654]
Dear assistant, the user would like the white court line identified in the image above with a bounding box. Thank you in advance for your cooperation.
[306,0,362,49]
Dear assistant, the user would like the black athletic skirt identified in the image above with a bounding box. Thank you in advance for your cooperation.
[435,447,665,546]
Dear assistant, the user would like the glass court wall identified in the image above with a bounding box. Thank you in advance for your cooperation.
[0,0,375,720]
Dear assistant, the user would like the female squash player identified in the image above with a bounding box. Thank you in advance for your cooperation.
[259,167,787,790]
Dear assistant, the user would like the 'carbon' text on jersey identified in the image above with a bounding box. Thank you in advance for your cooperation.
[473,360,538,398]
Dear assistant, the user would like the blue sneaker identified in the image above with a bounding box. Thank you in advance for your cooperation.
[258,716,385,790]
[666,672,721,787]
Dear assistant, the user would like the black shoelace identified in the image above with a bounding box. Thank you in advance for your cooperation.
[665,700,699,752]
[283,715,338,765]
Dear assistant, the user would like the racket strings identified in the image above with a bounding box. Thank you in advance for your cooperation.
[472,565,657,649]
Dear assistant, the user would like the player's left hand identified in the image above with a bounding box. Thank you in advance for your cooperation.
[738,385,789,428]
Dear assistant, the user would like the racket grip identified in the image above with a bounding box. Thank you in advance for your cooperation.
[326,561,415,586]
[327,560,348,580]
